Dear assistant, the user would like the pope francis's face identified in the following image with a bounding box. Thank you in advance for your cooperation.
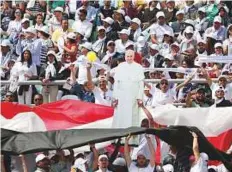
[125,50,135,64]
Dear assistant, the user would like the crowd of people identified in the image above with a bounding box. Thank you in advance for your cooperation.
[1,0,232,172]
[1,0,232,108]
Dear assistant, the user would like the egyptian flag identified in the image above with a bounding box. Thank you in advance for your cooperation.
[1,101,232,166]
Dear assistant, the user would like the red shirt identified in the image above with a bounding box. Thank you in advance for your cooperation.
[64,42,78,63]
[134,52,142,64]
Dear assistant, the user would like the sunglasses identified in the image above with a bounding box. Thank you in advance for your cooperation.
[161,82,168,85]
[34,98,42,101]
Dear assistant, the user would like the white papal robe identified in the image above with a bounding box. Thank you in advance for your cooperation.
[112,62,144,128]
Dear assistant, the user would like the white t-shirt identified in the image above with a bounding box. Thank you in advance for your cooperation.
[115,39,134,54]
[7,20,22,34]
[129,162,155,172]
[150,23,173,43]
[12,62,37,82]
[151,87,176,107]
[210,82,232,101]
[75,55,100,85]
[93,87,113,106]
[190,157,208,172]
[72,19,93,39]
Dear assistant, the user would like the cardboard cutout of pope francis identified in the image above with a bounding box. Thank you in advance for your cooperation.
[112,50,145,128]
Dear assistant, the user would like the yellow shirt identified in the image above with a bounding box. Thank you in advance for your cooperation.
[51,28,73,42]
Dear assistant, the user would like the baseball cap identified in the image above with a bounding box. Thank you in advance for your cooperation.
[214,42,222,48]
[214,16,222,23]
[163,164,174,172]
[149,44,159,51]
[6,91,14,97]
[198,7,206,13]
[125,42,134,49]
[73,158,87,172]
[107,40,115,46]
[47,50,56,56]
[38,26,50,35]
[114,9,125,16]
[102,17,114,25]
[164,30,174,37]
[131,18,141,26]
[219,5,229,13]
[67,32,76,40]
[184,19,195,26]
[98,154,108,161]
[1,39,11,47]
[113,157,126,166]
[63,149,71,156]
[185,26,194,34]
[25,27,37,35]
[197,39,206,45]
[156,11,165,18]
[176,10,184,16]
[118,29,130,35]
[200,153,209,161]
[80,42,92,50]
[170,42,180,48]
[75,30,85,36]
[218,75,228,81]
[54,7,64,13]
[97,26,106,32]
[21,18,30,24]
[35,154,48,163]
[164,54,174,61]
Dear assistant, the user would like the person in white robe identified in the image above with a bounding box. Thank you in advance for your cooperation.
[112,50,144,128]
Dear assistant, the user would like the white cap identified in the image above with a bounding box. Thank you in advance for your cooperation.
[67,32,76,40]
[184,19,195,26]
[131,18,141,26]
[164,30,174,37]
[107,40,115,46]
[185,26,194,34]
[63,149,71,156]
[21,18,30,24]
[200,153,209,161]
[166,0,174,3]
[38,26,50,35]
[176,10,184,16]
[80,42,92,50]
[35,154,48,163]
[197,39,206,44]
[144,86,150,91]
[97,26,106,32]
[165,54,174,61]
[171,42,179,48]
[114,9,125,16]
[118,29,130,35]
[73,158,87,172]
[214,42,222,48]
[125,42,134,48]
[149,44,159,51]
[156,11,165,18]
[218,75,228,80]
[220,5,229,13]
[25,27,37,35]
[198,7,206,13]
[1,39,11,47]
[75,30,85,36]
[163,164,174,172]
[113,157,126,166]
[102,17,114,25]
[136,36,146,47]
[98,154,108,161]
[47,50,56,56]
[215,86,225,92]
[214,16,222,23]
[54,7,64,13]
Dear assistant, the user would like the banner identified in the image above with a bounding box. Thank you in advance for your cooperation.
[198,55,232,63]
[144,68,198,74]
